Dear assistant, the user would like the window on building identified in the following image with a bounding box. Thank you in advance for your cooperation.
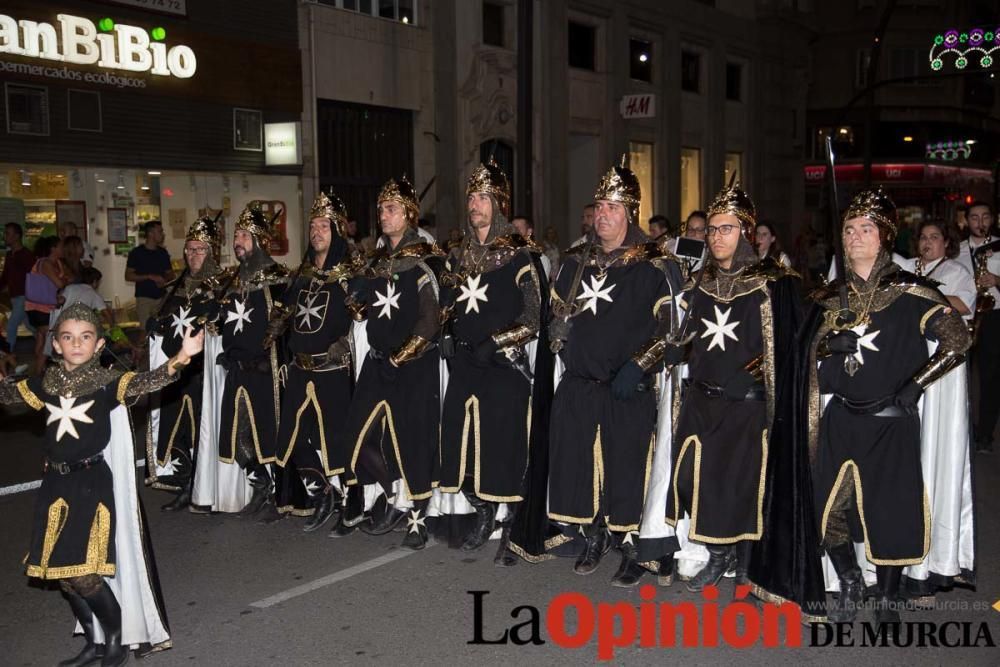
[856,48,871,89]
[233,108,263,152]
[681,50,700,93]
[323,0,415,25]
[630,38,653,82]
[725,62,743,101]
[629,142,654,231]
[483,2,506,48]
[724,152,742,185]
[68,89,101,133]
[680,147,702,221]
[568,21,596,71]
[889,47,924,84]
[5,83,49,136]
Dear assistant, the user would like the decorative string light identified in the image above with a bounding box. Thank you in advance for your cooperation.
[925,140,973,161]
[929,27,999,70]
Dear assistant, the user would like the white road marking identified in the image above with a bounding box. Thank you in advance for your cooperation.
[249,541,437,609]
[0,458,146,497]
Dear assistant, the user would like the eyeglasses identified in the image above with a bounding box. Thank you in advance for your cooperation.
[706,225,737,237]
[184,246,209,255]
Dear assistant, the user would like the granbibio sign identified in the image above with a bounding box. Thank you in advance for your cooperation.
[0,13,197,79]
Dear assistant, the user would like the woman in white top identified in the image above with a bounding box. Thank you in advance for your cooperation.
[898,220,976,317]
[755,221,792,267]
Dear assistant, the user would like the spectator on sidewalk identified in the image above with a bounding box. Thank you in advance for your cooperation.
[0,222,36,351]
[125,220,175,327]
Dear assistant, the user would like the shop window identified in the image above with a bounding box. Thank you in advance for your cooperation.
[724,152,742,184]
[681,50,701,93]
[726,62,743,101]
[483,2,506,48]
[233,108,263,152]
[68,89,101,133]
[568,21,596,71]
[630,39,653,83]
[326,0,415,24]
[680,147,702,221]
[5,83,49,136]
[629,141,654,230]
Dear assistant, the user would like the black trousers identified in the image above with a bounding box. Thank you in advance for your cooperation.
[975,310,1000,444]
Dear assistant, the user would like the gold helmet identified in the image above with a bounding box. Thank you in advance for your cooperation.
[377,175,420,224]
[186,212,223,258]
[843,187,898,249]
[309,190,349,237]
[466,159,511,217]
[235,200,277,250]
[706,182,757,242]
[594,154,641,223]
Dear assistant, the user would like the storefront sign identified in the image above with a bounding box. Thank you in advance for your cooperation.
[0,13,197,79]
[803,164,925,183]
[104,0,187,17]
[264,122,302,166]
[620,94,655,119]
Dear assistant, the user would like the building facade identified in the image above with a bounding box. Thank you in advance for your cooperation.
[0,0,304,301]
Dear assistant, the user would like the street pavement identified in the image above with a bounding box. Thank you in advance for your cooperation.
[1,401,998,665]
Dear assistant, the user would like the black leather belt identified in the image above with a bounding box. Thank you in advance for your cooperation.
[831,394,908,417]
[689,379,765,402]
[45,453,104,475]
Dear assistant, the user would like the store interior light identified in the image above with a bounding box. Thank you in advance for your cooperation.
[638,53,649,62]
[116,172,126,190]
[96,172,105,183]
[20,170,31,187]
[148,170,162,176]
[401,16,409,24]
[965,139,977,145]
[838,127,850,135]
[903,135,914,142]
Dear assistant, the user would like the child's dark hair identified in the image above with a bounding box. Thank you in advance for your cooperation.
[80,266,103,286]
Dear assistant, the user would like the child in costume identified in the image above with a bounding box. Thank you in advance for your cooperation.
[0,302,204,666]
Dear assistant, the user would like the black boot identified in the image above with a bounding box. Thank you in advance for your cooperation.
[826,542,864,622]
[610,535,647,587]
[686,545,735,592]
[574,523,611,575]
[330,485,364,538]
[872,565,902,635]
[161,483,191,512]
[59,591,103,667]
[461,493,497,552]
[732,540,752,587]
[302,489,337,532]
[238,464,271,518]
[84,582,128,667]
[657,555,675,587]
[360,495,407,535]
[493,505,519,567]
[401,506,429,550]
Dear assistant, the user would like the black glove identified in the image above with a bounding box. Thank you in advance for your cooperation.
[664,344,685,367]
[611,360,645,401]
[723,370,758,401]
[893,380,923,411]
[826,331,859,355]
[474,338,499,364]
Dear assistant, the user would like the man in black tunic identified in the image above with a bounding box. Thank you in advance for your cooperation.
[216,201,300,518]
[146,214,223,512]
[342,176,443,550]
[269,192,360,533]
[810,189,970,630]
[439,160,543,555]
[548,157,680,584]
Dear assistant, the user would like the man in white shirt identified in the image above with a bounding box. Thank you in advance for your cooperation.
[957,201,1000,453]
[569,203,596,248]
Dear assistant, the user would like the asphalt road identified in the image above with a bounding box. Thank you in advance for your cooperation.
[1,406,998,665]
